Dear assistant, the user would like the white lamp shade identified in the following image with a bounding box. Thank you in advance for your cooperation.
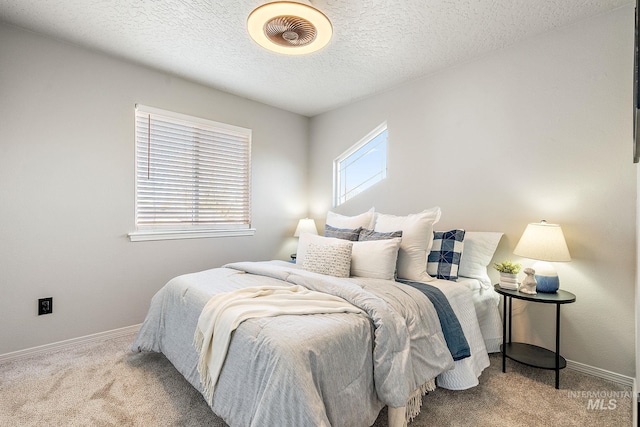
[513,221,571,262]
[294,218,318,237]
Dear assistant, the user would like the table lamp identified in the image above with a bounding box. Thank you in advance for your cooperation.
[294,218,318,237]
[513,220,571,293]
[291,218,318,261]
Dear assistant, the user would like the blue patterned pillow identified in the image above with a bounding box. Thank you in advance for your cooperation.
[427,230,466,280]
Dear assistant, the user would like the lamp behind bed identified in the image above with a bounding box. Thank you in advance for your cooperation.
[292,218,318,261]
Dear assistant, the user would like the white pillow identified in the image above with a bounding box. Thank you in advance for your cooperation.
[302,242,353,278]
[350,238,401,280]
[457,231,503,288]
[326,207,375,229]
[374,207,441,282]
[296,233,353,266]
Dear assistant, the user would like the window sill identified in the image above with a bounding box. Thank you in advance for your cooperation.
[128,228,256,242]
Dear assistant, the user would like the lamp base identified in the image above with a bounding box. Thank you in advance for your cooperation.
[532,260,559,293]
[534,275,559,293]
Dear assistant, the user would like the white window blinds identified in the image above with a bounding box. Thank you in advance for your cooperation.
[130,105,253,241]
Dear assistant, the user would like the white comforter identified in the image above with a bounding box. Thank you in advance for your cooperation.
[194,284,365,406]
[132,261,490,426]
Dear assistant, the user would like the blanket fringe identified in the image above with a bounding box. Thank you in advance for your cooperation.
[405,378,436,423]
[193,330,215,407]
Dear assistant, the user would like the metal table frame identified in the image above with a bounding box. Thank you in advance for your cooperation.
[494,284,576,389]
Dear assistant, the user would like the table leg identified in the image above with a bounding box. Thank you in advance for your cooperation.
[508,296,512,343]
[555,303,561,389]
[502,295,507,373]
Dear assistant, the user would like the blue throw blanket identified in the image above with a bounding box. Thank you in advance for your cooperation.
[399,280,471,361]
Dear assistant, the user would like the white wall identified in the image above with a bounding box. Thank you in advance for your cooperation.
[309,6,636,377]
[0,24,309,354]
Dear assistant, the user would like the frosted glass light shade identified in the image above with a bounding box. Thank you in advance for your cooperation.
[513,221,571,262]
[247,1,333,55]
[294,218,318,237]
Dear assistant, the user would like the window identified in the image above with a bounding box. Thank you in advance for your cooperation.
[333,123,387,207]
[129,105,254,242]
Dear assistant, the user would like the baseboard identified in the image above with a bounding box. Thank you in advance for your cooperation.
[0,324,141,363]
[566,359,634,388]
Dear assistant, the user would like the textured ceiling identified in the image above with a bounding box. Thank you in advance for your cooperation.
[0,0,632,116]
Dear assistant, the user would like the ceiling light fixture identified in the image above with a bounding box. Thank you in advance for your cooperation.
[247,1,333,55]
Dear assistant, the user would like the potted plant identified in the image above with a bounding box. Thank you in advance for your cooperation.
[493,260,522,289]
[494,260,522,274]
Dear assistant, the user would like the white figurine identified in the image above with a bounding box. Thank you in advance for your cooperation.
[520,268,537,295]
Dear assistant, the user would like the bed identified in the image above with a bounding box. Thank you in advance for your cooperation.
[132,207,504,427]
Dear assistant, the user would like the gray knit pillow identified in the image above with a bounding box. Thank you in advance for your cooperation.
[359,228,403,241]
[324,224,362,241]
[302,242,353,278]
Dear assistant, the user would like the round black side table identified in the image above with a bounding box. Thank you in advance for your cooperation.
[494,284,576,389]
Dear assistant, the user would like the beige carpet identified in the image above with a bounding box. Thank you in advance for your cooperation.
[0,333,632,426]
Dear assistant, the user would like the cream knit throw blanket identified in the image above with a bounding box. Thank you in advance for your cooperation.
[193,284,365,406]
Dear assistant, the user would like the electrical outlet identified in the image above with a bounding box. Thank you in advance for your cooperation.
[38,297,53,315]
